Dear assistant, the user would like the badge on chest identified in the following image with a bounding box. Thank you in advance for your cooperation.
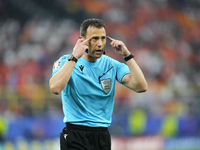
[100,78,111,94]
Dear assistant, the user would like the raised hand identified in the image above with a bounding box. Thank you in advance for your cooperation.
[107,36,130,57]
[72,37,91,59]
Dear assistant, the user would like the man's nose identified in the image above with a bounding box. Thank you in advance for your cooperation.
[97,40,103,47]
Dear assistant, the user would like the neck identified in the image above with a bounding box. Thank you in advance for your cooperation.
[83,53,97,62]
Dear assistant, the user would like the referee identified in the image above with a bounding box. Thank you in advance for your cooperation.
[49,18,148,150]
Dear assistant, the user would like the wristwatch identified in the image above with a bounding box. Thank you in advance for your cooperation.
[68,54,78,63]
[124,52,134,62]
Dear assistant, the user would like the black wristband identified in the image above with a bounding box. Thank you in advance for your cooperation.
[68,54,78,63]
[124,53,134,62]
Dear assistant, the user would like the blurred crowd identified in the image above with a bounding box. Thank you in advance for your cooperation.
[0,0,200,139]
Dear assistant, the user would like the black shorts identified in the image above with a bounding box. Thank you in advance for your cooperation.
[60,123,111,150]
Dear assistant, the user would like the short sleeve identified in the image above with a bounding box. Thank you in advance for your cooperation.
[52,55,68,76]
[116,63,130,84]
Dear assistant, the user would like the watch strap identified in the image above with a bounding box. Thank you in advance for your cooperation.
[124,53,134,62]
[68,54,78,63]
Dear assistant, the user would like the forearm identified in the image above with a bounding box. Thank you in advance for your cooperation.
[49,61,76,94]
[126,58,148,92]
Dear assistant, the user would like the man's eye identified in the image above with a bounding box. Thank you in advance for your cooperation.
[92,38,98,41]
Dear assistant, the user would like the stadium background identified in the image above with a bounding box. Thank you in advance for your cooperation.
[0,0,200,149]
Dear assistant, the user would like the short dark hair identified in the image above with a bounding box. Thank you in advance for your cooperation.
[80,18,105,38]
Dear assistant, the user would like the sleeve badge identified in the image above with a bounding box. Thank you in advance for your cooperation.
[53,60,61,70]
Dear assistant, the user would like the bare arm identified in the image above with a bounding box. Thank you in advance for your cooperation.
[107,36,148,93]
[49,61,76,94]
[121,58,148,93]
[49,38,90,94]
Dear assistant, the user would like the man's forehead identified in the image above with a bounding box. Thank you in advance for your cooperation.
[87,25,105,30]
[86,26,106,37]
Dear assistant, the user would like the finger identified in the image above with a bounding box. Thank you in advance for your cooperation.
[110,41,118,47]
[107,36,114,41]
[110,40,115,46]
[110,42,115,48]
[76,37,84,44]
[82,37,91,44]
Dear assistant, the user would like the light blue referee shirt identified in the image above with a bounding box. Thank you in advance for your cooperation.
[52,54,130,127]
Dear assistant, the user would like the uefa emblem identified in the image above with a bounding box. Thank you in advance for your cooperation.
[100,78,111,94]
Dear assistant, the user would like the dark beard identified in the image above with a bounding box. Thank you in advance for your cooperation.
[87,53,98,62]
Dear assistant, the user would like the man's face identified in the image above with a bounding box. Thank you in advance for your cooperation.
[85,26,106,59]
